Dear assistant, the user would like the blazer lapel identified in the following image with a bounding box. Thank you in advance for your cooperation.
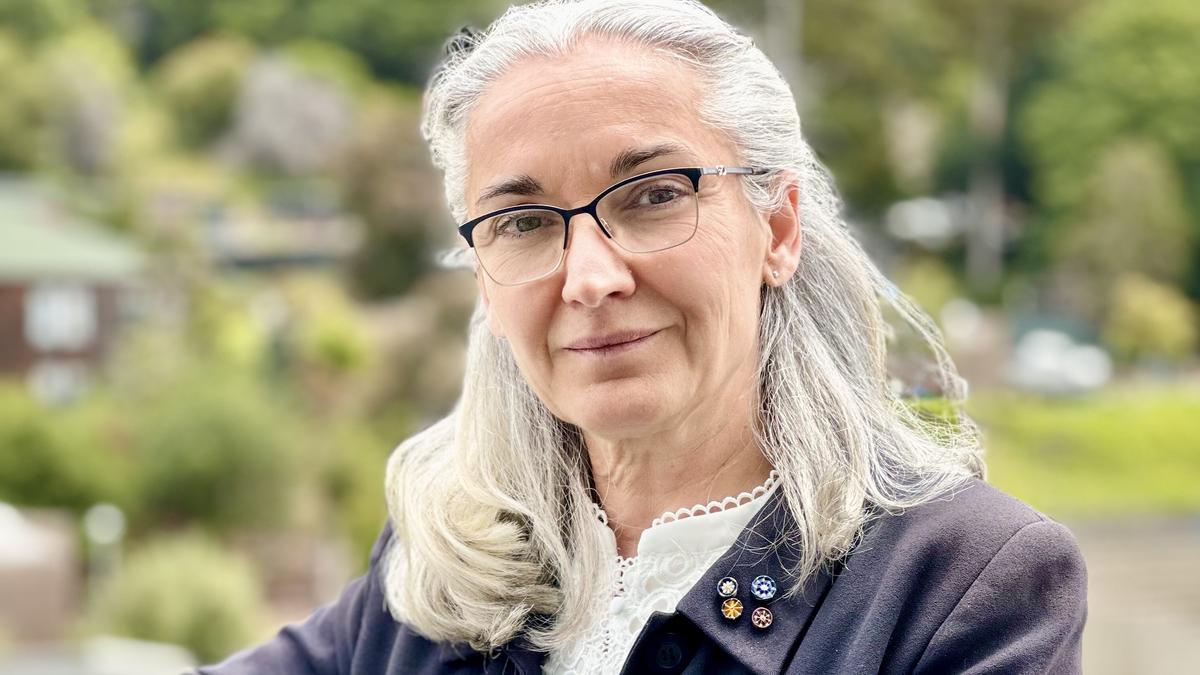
[674,491,836,675]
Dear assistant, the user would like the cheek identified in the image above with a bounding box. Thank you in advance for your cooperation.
[658,229,762,343]
[489,287,556,362]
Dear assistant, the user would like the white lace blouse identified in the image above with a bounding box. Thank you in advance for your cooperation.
[543,471,780,674]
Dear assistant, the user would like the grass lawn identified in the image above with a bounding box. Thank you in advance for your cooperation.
[968,384,1200,519]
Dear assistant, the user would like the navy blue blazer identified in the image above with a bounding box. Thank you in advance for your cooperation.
[197,479,1087,674]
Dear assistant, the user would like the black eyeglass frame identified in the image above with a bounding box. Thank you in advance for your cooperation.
[458,165,768,261]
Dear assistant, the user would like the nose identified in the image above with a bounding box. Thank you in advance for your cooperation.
[559,214,635,307]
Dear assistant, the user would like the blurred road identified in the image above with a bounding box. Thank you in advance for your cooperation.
[1073,519,1200,674]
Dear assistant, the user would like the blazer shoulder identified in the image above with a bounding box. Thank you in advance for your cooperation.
[863,478,1076,569]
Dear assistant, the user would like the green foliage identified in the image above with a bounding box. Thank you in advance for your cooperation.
[36,22,137,175]
[0,385,130,512]
[896,256,961,322]
[0,32,48,170]
[188,282,271,371]
[280,39,373,99]
[1020,0,1200,217]
[0,0,87,44]
[316,423,390,570]
[754,0,1079,214]
[1102,274,1198,363]
[971,387,1200,517]
[1054,139,1194,291]
[116,0,502,84]
[87,531,269,663]
[284,275,371,375]
[337,88,444,299]
[288,0,504,83]
[154,35,253,148]
[133,368,296,531]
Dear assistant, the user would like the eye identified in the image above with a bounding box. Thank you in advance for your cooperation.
[494,212,552,237]
[641,187,681,205]
[623,176,692,209]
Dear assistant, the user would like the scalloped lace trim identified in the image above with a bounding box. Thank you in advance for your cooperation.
[545,471,780,674]
[650,469,779,528]
[588,469,780,532]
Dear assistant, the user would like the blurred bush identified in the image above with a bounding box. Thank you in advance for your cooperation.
[315,421,390,568]
[0,31,48,170]
[87,531,269,664]
[1103,274,1198,364]
[132,367,297,532]
[0,385,130,512]
[38,22,136,175]
[153,34,253,149]
[896,256,960,324]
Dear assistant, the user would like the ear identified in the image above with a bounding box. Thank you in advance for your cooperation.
[762,176,802,287]
[474,266,506,338]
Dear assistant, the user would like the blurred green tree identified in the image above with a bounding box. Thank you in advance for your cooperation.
[708,0,1078,295]
[0,32,48,170]
[37,21,136,175]
[1057,140,1194,301]
[1021,0,1200,240]
[0,0,87,44]
[153,34,253,149]
[112,0,503,83]
[337,88,447,298]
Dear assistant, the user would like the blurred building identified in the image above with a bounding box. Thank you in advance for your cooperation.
[0,179,144,403]
[144,179,362,273]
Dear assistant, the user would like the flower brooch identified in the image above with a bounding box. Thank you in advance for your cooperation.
[716,575,775,629]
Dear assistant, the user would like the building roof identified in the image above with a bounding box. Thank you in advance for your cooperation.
[0,179,143,283]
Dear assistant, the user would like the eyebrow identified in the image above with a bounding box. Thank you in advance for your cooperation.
[474,142,689,208]
[475,174,544,206]
[607,142,689,179]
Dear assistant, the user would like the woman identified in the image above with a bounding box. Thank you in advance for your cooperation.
[200,1,1086,673]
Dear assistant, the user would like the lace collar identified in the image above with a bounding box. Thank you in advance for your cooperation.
[544,471,781,674]
[589,470,780,561]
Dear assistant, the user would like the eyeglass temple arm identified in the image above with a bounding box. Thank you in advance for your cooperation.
[700,166,770,177]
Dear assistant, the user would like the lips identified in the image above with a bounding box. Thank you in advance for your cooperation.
[565,329,660,351]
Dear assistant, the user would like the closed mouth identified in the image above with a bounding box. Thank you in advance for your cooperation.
[565,329,661,353]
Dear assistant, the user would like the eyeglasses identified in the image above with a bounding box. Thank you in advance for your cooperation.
[459,166,768,286]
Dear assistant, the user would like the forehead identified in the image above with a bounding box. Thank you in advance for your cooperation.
[464,40,731,202]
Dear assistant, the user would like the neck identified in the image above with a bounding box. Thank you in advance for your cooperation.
[585,404,773,558]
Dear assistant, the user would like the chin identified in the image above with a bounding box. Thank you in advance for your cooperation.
[561,382,674,439]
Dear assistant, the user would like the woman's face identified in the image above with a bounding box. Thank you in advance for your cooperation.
[464,40,793,442]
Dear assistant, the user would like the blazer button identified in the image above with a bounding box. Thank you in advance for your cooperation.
[654,635,684,671]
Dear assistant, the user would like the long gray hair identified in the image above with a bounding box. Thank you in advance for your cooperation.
[383,0,984,652]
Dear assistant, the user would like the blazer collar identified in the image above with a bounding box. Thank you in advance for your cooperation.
[495,490,836,675]
[674,490,836,675]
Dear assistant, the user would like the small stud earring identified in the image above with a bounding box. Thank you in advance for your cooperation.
[770,269,779,279]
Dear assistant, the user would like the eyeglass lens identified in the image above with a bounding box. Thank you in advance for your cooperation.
[473,173,700,285]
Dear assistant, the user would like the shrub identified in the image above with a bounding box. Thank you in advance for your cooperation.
[0,384,128,512]
[1102,274,1198,363]
[87,532,268,664]
[133,368,296,532]
[154,35,253,148]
